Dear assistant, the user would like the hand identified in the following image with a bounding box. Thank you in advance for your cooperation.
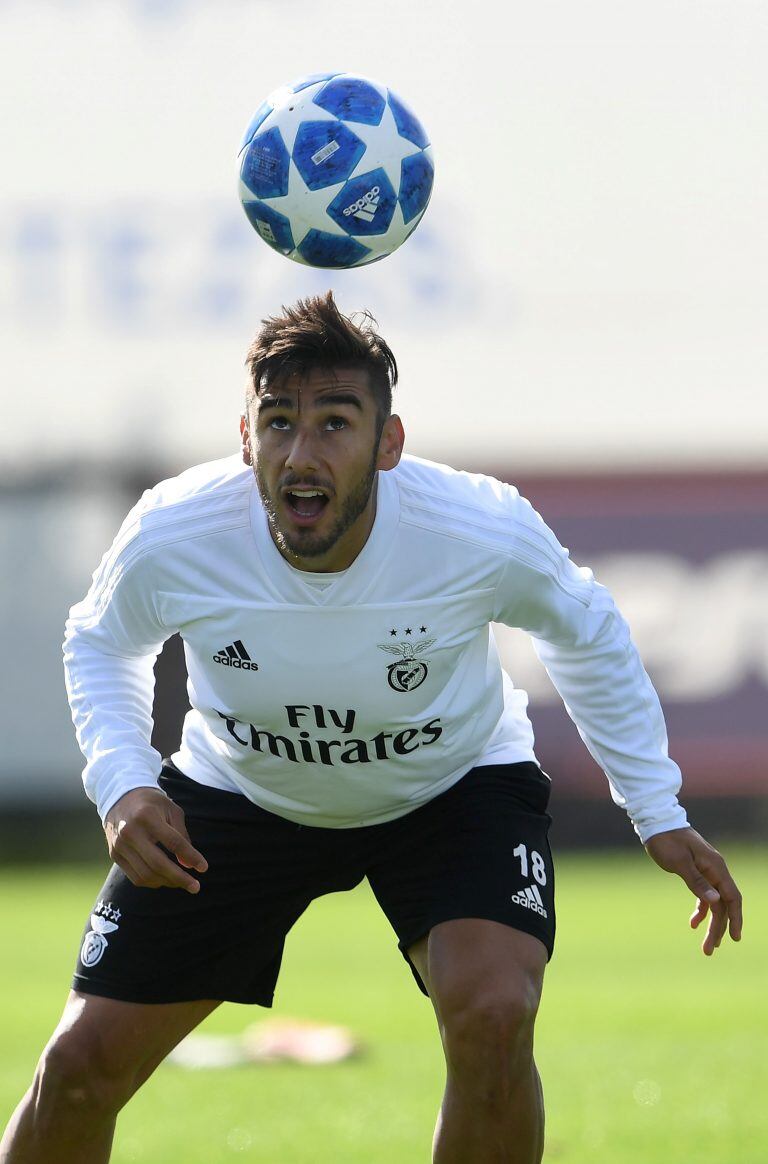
[104,787,209,894]
[644,827,742,956]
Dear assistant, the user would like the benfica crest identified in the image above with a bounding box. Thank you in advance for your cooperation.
[378,635,436,693]
[80,902,121,968]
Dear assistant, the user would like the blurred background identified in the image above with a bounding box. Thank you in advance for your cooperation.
[1,0,765,851]
[1,4,766,1161]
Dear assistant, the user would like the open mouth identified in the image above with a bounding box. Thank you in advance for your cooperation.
[283,488,330,523]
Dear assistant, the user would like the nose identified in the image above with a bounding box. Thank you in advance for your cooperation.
[284,424,319,475]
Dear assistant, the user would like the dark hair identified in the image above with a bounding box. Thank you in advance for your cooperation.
[245,291,397,427]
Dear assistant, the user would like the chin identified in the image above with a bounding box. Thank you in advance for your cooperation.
[276,525,335,561]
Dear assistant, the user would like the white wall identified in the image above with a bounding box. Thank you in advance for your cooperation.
[2,0,766,471]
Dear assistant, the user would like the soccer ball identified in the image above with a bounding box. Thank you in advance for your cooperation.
[237,72,434,268]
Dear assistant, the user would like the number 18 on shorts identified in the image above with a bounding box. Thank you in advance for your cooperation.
[510,842,550,920]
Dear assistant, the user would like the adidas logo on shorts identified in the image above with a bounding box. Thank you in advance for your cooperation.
[511,883,548,918]
[212,640,259,671]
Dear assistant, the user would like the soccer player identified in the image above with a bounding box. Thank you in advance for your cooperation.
[1,293,742,1164]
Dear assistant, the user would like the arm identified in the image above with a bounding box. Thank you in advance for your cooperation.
[494,505,687,843]
[64,520,207,892]
[494,495,742,951]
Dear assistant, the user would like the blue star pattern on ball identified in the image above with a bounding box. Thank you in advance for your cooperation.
[288,71,341,94]
[292,121,367,191]
[387,89,430,149]
[240,127,290,200]
[313,75,386,126]
[398,152,435,224]
[327,169,397,237]
[241,201,295,254]
[238,100,273,154]
[297,230,372,268]
[237,72,434,267]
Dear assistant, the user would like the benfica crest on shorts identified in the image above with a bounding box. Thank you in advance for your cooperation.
[80,901,121,968]
[378,633,436,692]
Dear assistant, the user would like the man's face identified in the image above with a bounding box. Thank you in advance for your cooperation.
[241,365,403,572]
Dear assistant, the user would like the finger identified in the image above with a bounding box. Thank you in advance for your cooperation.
[146,844,202,894]
[702,900,728,957]
[717,874,743,943]
[695,856,743,945]
[156,820,208,874]
[121,832,202,894]
[690,899,709,930]
[113,852,148,888]
[114,849,165,890]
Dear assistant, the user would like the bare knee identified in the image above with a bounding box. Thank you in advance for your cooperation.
[440,983,541,1097]
[32,1025,136,1124]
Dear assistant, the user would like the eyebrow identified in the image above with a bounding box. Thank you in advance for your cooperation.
[257,391,364,413]
[257,394,292,413]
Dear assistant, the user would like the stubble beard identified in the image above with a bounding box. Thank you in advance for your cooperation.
[255,453,378,563]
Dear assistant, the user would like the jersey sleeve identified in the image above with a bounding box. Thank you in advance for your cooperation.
[63,511,173,822]
[492,497,689,843]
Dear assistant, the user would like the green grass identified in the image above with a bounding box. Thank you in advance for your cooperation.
[1,848,765,1162]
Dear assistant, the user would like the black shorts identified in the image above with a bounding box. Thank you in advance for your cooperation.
[73,760,555,1007]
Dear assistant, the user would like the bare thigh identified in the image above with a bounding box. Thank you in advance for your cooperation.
[408,918,547,1019]
[47,989,221,1095]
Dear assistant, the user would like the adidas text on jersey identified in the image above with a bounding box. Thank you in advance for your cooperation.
[213,640,259,671]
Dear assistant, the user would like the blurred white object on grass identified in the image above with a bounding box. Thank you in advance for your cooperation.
[169,1018,361,1069]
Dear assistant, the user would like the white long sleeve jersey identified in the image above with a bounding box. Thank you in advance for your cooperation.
[64,453,688,842]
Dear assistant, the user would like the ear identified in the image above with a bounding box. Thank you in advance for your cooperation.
[240,414,252,467]
[376,414,405,473]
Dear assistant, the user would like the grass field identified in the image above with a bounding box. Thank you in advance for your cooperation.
[1,847,765,1162]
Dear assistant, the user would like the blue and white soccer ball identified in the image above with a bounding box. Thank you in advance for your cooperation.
[237,72,434,268]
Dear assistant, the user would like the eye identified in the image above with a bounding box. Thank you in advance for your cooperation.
[325,415,348,431]
[268,416,291,431]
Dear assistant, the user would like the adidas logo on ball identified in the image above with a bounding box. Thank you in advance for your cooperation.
[343,186,381,222]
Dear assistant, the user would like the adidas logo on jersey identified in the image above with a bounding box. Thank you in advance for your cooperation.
[343,185,381,222]
[212,640,258,671]
[510,883,548,918]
